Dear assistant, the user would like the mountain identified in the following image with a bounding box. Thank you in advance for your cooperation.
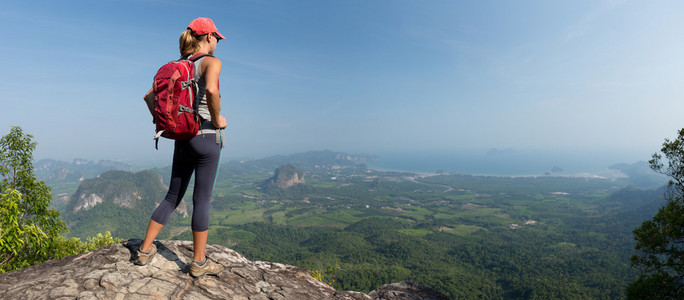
[608,161,667,189]
[37,158,135,211]
[36,158,133,184]
[67,170,171,213]
[142,150,373,195]
[62,170,185,239]
[260,163,306,191]
[224,150,375,175]
[0,239,448,300]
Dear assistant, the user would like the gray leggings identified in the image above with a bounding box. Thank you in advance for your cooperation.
[151,133,220,232]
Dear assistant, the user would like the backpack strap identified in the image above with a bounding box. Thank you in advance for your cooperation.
[182,53,214,62]
[154,131,164,150]
[187,53,214,123]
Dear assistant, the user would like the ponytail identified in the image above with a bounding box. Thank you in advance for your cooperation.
[179,29,201,57]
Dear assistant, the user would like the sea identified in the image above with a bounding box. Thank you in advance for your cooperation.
[365,149,649,176]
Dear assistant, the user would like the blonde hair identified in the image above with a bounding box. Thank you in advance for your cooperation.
[179,29,203,57]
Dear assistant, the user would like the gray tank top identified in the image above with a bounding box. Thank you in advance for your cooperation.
[192,56,218,135]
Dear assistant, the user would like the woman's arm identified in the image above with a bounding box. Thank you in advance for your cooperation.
[143,88,155,122]
[202,57,227,129]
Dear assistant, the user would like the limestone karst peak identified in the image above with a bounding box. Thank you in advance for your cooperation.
[259,163,307,192]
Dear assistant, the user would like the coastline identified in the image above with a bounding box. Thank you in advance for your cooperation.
[365,161,628,180]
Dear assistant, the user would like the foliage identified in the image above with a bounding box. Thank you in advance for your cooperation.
[0,127,68,237]
[0,127,121,273]
[84,231,124,251]
[0,189,47,272]
[0,188,117,272]
[311,259,341,289]
[227,200,647,299]
[628,128,684,298]
[0,127,68,272]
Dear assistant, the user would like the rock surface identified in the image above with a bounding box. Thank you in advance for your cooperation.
[0,239,449,300]
[369,281,450,300]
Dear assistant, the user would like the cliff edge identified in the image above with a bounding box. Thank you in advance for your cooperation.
[0,239,449,300]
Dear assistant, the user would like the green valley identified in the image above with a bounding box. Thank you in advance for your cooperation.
[53,151,666,299]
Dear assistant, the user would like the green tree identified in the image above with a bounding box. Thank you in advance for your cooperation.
[0,189,47,271]
[0,127,67,237]
[0,126,122,273]
[627,128,684,299]
[0,126,69,271]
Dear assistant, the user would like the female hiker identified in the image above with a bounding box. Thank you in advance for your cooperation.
[136,17,228,278]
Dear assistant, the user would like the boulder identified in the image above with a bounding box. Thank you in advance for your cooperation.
[0,239,449,300]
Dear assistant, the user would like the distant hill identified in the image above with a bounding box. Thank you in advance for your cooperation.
[259,163,308,193]
[37,159,135,211]
[52,150,374,238]
[36,158,133,184]
[223,150,376,174]
[62,170,183,239]
[37,151,373,186]
[608,161,667,190]
[210,150,373,192]
[148,150,373,187]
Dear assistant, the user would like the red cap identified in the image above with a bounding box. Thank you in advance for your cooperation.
[188,17,225,40]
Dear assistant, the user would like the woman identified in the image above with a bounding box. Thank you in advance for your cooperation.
[136,17,228,278]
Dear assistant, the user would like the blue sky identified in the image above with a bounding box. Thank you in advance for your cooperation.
[2,0,684,167]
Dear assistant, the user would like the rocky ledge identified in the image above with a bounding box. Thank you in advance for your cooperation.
[0,239,449,300]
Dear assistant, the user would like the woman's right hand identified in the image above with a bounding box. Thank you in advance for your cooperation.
[213,115,227,129]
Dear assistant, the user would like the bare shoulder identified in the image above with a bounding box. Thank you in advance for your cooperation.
[203,55,221,66]
[201,56,222,72]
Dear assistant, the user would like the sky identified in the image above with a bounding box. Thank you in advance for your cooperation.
[2,0,684,169]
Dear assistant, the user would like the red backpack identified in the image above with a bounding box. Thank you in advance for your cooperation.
[152,54,211,148]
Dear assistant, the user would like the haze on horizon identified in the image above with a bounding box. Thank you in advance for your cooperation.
[2,1,683,169]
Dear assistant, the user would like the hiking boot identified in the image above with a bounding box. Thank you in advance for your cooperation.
[190,258,224,278]
[135,243,157,266]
